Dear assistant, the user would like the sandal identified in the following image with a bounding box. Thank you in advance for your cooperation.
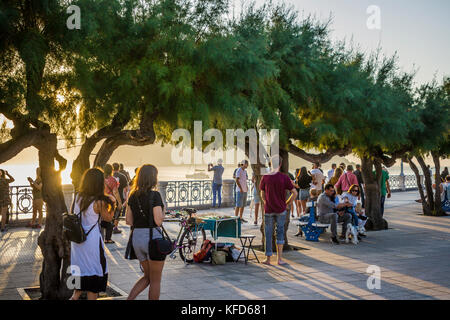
[105,240,115,244]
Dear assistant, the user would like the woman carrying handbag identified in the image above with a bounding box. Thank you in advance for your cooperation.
[125,164,167,300]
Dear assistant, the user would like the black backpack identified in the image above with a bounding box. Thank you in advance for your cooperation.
[63,196,99,244]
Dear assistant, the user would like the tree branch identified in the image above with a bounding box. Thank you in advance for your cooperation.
[93,111,157,168]
[288,143,352,163]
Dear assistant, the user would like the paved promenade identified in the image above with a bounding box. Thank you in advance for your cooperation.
[1,191,450,300]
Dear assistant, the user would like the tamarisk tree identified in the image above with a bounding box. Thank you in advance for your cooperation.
[0,0,77,299]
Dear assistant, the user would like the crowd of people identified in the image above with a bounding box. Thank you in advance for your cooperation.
[0,160,449,300]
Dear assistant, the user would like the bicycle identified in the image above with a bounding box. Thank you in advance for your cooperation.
[166,208,207,263]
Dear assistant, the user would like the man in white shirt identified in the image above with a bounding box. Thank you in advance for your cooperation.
[327,163,336,182]
[310,162,325,191]
[235,160,249,222]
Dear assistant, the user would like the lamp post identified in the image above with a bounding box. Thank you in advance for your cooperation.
[400,159,404,177]
[400,159,406,191]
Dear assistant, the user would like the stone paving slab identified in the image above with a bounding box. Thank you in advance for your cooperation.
[1,191,450,300]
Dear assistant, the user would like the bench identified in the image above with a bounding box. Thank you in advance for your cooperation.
[294,201,330,242]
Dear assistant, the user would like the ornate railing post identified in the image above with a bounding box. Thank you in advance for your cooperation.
[222,179,235,207]
[399,174,406,191]
[158,181,168,210]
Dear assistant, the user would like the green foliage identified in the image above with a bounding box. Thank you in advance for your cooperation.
[0,0,447,162]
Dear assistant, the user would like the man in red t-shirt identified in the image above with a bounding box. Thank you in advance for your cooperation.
[334,165,358,194]
[260,155,298,265]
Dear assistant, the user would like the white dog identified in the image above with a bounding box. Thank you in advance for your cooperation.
[345,223,359,244]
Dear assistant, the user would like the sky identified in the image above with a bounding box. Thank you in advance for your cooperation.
[250,0,450,86]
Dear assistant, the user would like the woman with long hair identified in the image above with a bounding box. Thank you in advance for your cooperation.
[0,169,14,232]
[27,167,44,229]
[329,167,343,186]
[126,164,166,300]
[70,168,116,300]
[296,167,312,216]
[341,184,366,238]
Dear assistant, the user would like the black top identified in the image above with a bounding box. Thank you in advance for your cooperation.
[354,169,364,186]
[113,171,128,202]
[128,190,164,228]
[297,174,312,189]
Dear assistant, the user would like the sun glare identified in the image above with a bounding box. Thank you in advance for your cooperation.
[56,94,66,103]
[0,114,14,129]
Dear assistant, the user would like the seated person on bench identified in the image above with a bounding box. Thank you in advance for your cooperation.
[295,189,320,236]
[317,184,353,245]
[341,185,367,237]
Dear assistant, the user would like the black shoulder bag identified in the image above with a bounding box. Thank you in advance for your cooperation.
[137,191,174,256]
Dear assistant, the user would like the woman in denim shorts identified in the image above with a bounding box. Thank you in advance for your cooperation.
[126,164,166,300]
[296,167,312,215]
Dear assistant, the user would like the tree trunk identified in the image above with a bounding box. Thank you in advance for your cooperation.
[361,156,388,230]
[36,132,71,300]
[408,156,432,215]
[416,155,435,213]
[431,151,445,216]
[280,148,291,250]
[70,137,97,191]
[70,113,131,190]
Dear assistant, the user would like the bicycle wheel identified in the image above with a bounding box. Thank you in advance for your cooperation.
[179,227,206,263]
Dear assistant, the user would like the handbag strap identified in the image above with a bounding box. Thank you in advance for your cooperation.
[344,173,351,191]
[72,193,100,236]
[136,191,168,241]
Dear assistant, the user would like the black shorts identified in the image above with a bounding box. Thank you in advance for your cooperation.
[79,274,108,293]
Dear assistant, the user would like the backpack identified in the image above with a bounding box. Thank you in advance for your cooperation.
[193,239,213,263]
[63,196,99,244]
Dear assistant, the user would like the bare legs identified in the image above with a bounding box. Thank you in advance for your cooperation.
[128,260,165,300]
[148,260,165,300]
[70,290,98,300]
[276,244,286,265]
[234,207,244,219]
[295,200,301,217]
[127,261,150,300]
[254,203,260,224]
[31,199,43,226]
[1,206,7,230]
[300,199,307,215]
[262,244,285,265]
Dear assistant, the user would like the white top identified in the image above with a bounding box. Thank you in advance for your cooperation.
[442,183,450,202]
[235,167,248,193]
[327,169,334,181]
[70,197,107,277]
[310,169,325,190]
[341,192,358,208]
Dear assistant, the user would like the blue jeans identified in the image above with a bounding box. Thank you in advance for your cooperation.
[212,182,222,207]
[347,208,359,227]
[380,195,386,217]
[264,212,286,257]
